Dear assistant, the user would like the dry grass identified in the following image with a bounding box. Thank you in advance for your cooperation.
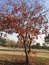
[0,54,49,65]
[0,47,49,65]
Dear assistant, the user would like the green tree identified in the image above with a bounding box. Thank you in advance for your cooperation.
[36,43,41,49]
[0,36,6,46]
[31,45,36,49]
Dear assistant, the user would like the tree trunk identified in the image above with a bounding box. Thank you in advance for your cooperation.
[25,52,29,64]
[28,45,31,53]
[23,37,29,65]
[25,46,29,65]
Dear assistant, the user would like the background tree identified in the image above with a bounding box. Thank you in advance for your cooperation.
[36,43,41,49]
[0,36,6,46]
[45,34,49,44]
[42,43,47,49]
[31,45,36,49]
[0,0,48,64]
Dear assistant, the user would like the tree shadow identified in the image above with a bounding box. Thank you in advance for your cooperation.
[0,60,27,65]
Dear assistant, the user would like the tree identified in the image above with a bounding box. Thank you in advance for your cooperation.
[45,34,49,44]
[0,36,6,46]
[42,43,47,49]
[36,43,41,49]
[0,0,48,64]
[44,34,49,48]
[31,45,36,49]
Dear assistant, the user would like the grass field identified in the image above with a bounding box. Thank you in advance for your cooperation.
[0,47,49,65]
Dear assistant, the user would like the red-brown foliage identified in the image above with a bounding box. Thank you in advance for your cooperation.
[0,0,48,64]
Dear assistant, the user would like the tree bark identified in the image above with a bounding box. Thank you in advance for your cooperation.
[25,47,29,65]
[28,40,32,53]
[28,43,31,53]
[24,41,29,64]
[25,51,29,64]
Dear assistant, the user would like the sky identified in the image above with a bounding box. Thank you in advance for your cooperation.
[0,0,49,45]
[1,32,18,42]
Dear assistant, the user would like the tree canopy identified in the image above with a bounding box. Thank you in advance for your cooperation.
[0,0,49,64]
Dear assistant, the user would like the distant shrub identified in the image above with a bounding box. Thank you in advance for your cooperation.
[0,36,6,46]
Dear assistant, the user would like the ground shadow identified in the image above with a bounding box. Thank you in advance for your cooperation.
[0,60,28,65]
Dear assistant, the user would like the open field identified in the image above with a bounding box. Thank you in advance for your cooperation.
[0,47,49,65]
